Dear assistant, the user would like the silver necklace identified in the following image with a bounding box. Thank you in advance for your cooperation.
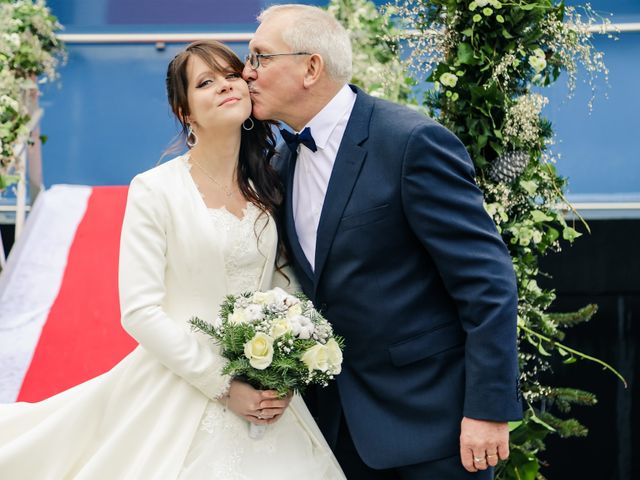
[192,159,235,198]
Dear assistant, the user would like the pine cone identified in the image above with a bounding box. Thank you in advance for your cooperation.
[488,151,529,183]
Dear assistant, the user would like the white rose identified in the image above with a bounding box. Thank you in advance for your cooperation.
[325,338,343,375]
[270,318,292,338]
[476,0,490,6]
[228,308,249,325]
[244,333,274,370]
[528,55,546,73]
[439,72,458,88]
[301,343,330,372]
[8,33,20,48]
[252,291,275,305]
[244,304,264,322]
[286,303,303,319]
[0,95,19,112]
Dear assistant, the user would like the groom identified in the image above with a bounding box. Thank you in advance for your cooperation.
[243,4,522,478]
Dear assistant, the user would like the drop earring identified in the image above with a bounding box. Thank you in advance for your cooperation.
[242,117,255,131]
[186,124,198,148]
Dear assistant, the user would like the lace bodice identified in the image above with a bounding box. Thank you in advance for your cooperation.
[182,155,268,294]
[208,203,268,295]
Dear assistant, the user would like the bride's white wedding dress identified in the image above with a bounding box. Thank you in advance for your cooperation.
[0,156,344,479]
[178,203,337,479]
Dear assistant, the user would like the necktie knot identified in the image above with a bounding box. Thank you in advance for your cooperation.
[280,127,317,154]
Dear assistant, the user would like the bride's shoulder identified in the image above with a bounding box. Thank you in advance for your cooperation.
[130,154,187,190]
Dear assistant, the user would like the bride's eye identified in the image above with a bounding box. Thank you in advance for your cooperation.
[196,79,213,88]
[226,73,241,80]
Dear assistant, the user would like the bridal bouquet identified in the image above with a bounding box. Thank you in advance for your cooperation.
[190,287,344,398]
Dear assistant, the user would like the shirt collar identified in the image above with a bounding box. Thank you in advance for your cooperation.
[300,84,356,150]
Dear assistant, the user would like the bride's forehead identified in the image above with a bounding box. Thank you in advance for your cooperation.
[188,55,231,75]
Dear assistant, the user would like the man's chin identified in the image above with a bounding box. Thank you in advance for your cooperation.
[250,107,270,122]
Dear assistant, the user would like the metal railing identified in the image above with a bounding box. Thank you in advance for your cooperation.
[57,32,253,45]
[56,21,640,44]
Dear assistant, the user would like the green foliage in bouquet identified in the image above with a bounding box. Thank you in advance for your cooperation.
[330,1,625,478]
[0,0,65,186]
[190,288,344,398]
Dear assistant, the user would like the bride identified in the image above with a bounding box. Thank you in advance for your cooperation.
[0,40,345,479]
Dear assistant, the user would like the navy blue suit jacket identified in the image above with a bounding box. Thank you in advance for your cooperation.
[274,86,522,469]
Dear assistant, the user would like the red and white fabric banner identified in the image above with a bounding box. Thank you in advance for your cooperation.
[0,185,136,403]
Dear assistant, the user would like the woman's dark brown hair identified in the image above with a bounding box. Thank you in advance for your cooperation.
[166,40,289,273]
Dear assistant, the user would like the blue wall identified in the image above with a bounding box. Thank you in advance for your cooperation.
[37,0,640,202]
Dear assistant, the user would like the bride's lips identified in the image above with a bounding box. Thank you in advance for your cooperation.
[218,97,240,106]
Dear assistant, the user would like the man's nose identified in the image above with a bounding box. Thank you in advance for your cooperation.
[242,63,257,81]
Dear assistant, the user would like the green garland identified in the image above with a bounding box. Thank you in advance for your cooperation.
[329,1,624,478]
[0,0,65,189]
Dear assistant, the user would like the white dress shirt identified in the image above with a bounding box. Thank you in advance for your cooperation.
[292,84,357,271]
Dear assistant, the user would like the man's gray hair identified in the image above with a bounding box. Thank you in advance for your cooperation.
[258,4,352,84]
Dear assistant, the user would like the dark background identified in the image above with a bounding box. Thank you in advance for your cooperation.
[539,219,639,480]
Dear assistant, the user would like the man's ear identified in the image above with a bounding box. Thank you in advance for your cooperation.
[303,54,324,88]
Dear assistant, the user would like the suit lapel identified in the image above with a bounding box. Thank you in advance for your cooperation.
[313,87,373,295]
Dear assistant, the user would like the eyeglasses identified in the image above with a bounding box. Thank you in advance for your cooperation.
[244,52,312,70]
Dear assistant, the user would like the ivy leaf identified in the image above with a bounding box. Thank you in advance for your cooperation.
[0,174,20,190]
[562,226,582,241]
[531,210,553,223]
[546,227,560,243]
[514,457,540,480]
[520,179,538,196]
[501,28,514,39]
[537,339,552,356]
[508,420,523,432]
[457,42,475,65]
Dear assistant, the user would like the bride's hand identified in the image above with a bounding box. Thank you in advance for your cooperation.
[224,380,292,425]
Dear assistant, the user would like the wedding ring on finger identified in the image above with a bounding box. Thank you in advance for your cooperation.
[474,456,486,463]
[487,453,498,459]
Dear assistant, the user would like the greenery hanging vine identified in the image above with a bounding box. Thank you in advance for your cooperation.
[329,0,625,478]
[0,0,65,189]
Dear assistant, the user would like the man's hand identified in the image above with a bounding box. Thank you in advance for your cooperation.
[459,417,509,472]
[224,380,292,425]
